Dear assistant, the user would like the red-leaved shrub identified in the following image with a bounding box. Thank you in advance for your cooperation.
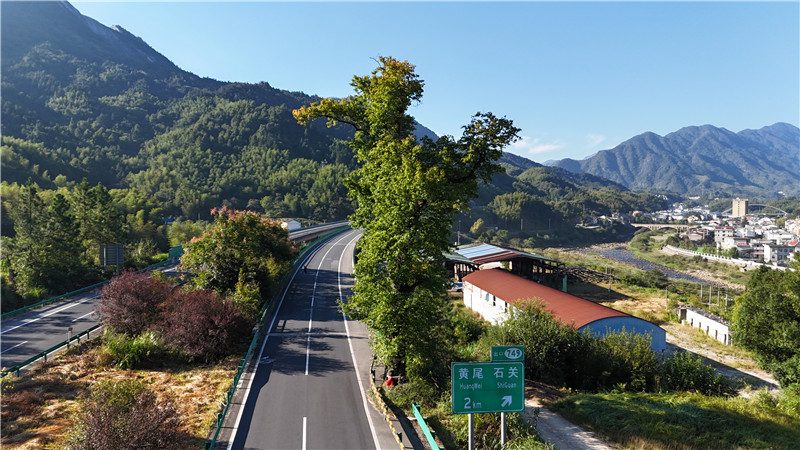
[158,288,253,361]
[66,379,185,449]
[97,270,172,335]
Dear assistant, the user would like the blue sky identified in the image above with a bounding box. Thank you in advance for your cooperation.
[73,1,799,162]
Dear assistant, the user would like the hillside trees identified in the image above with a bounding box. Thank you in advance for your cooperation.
[1,180,171,307]
[70,180,125,262]
[4,181,50,297]
[733,267,800,385]
[294,57,519,380]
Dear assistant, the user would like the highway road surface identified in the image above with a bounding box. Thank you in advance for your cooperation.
[0,289,101,368]
[227,228,387,450]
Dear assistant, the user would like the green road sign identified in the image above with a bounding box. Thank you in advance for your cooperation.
[451,362,525,414]
[491,345,524,362]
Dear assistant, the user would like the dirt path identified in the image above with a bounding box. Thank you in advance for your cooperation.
[523,382,615,450]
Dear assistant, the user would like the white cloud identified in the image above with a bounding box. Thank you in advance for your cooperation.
[511,136,565,155]
[586,133,606,147]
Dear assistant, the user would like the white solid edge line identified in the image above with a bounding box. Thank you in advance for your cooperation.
[339,231,381,449]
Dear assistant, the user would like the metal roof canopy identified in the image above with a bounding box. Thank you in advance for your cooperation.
[455,243,556,265]
[446,243,565,284]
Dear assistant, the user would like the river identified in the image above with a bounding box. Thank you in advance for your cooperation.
[579,246,709,284]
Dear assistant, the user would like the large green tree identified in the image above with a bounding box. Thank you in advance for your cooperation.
[4,180,48,297]
[179,207,297,301]
[732,267,800,385]
[294,57,519,379]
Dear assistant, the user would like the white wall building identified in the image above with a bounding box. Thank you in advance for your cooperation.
[678,305,732,345]
[764,243,797,265]
[281,219,301,231]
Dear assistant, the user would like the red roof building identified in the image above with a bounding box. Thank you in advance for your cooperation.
[462,269,666,351]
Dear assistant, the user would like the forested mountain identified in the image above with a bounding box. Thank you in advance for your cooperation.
[1,0,663,228]
[1,0,361,221]
[551,123,800,198]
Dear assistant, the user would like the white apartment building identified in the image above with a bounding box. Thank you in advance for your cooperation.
[714,227,734,246]
[763,243,797,265]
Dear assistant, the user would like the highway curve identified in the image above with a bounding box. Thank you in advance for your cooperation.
[228,228,385,450]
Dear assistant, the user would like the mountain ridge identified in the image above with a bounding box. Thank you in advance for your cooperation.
[549,123,799,197]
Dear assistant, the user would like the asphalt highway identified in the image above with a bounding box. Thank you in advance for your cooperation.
[228,228,387,449]
[0,290,100,368]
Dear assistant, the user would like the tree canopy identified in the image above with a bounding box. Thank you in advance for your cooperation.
[179,207,297,302]
[732,267,800,386]
[294,57,520,379]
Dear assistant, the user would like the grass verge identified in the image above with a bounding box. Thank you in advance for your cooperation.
[548,391,800,449]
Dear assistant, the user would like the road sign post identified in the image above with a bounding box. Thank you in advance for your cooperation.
[451,361,525,414]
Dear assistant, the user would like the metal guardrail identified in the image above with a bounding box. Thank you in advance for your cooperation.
[413,401,441,450]
[204,225,351,449]
[289,220,349,241]
[1,324,104,378]
[1,281,109,320]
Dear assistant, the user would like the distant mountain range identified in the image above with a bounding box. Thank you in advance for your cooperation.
[549,123,800,198]
[5,0,761,240]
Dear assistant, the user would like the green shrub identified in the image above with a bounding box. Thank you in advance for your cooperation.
[482,299,585,384]
[232,277,263,321]
[99,329,167,369]
[449,303,487,348]
[384,377,440,409]
[777,384,800,418]
[769,354,800,387]
[659,351,737,396]
[589,330,660,392]
[621,269,669,289]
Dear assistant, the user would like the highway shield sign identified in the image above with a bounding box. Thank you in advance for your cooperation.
[491,345,524,362]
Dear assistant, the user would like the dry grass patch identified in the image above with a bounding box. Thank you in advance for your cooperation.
[1,342,238,449]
